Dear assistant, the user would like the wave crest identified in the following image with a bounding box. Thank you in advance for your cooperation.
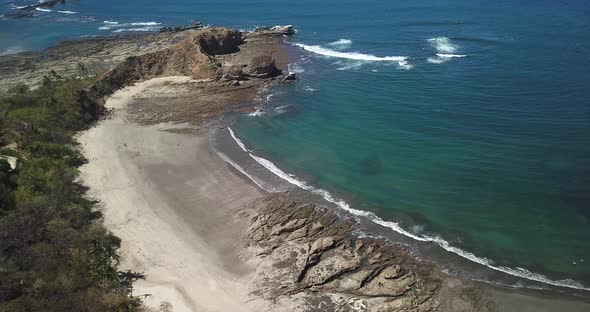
[427,37,467,64]
[293,42,411,69]
[327,39,352,50]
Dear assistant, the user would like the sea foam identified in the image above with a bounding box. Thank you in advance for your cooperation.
[58,10,77,14]
[293,42,411,69]
[222,127,590,291]
[327,39,352,49]
[35,8,51,12]
[427,37,467,64]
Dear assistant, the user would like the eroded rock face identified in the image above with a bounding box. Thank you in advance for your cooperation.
[246,55,280,78]
[247,194,442,312]
[196,28,242,55]
[89,27,269,98]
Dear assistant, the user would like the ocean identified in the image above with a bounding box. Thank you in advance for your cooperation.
[2,0,589,292]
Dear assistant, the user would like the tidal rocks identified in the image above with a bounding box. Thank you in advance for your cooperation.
[253,25,296,36]
[247,194,442,312]
[281,72,297,83]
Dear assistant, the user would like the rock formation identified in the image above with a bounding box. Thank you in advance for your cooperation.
[89,27,288,99]
[246,194,442,312]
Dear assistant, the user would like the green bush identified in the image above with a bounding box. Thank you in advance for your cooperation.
[0,77,141,311]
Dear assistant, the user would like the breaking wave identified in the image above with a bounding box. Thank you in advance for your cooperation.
[327,39,352,49]
[35,8,51,12]
[293,42,411,69]
[427,37,467,64]
[58,10,77,14]
[100,21,162,31]
[222,127,590,292]
[112,27,160,33]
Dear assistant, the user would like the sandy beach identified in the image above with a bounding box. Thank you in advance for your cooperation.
[78,77,266,312]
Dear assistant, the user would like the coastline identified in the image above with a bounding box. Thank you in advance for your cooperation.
[3,25,589,311]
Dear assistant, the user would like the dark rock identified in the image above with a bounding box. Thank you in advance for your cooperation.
[281,73,297,83]
[197,28,242,55]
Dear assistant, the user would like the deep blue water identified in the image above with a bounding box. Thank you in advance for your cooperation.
[2,0,590,291]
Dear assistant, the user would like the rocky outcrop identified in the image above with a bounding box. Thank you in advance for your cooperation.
[88,27,287,99]
[247,194,442,312]
[252,25,296,36]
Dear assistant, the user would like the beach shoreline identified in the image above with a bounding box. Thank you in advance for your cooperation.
[2,24,588,311]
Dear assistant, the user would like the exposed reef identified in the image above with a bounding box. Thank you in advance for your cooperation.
[245,194,442,312]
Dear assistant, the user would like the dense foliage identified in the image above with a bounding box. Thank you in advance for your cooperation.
[0,73,142,311]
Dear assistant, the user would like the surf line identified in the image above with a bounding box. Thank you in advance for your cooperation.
[224,127,590,292]
[292,42,412,69]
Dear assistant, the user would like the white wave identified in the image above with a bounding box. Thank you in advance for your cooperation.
[0,46,24,56]
[327,39,352,49]
[216,152,267,190]
[427,57,448,64]
[428,37,458,53]
[227,128,249,152]
[35,8,51,12]
[130,22,161,26]
[293,42,410,69]
[112,27,160,33]
[247,108,266,117]
[274,105,292,114]
[223,127,590,292]
[287,63,304,74]
[58,10,77,14]
[303,86,317,92]
[427,37,467,64]
[294,43,406,62]
[437,53,467,58]
[101,21,161,31]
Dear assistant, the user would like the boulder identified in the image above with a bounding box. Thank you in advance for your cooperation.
[282,73,297,83]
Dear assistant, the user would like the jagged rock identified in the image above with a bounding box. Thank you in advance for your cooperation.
[310,237,336,255]
[246,194,442,311]
[357,265,416,297]
[90,28,249,98]
[303,254,361,286]
[253,25,296,36]
[196,28,242,55]
[222,65,246,81]
[246,55,281,78]
[282,73,297,83]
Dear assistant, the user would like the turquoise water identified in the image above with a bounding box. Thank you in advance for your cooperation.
[2,0,590,290]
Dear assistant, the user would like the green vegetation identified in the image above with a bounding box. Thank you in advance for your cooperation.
[0,73,142,311]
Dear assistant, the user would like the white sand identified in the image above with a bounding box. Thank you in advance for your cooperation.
[78,77,266,312]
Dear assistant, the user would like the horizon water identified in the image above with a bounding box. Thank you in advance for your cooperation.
[2,0,590,292]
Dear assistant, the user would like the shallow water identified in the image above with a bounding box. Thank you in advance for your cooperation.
[2,0,590,291]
